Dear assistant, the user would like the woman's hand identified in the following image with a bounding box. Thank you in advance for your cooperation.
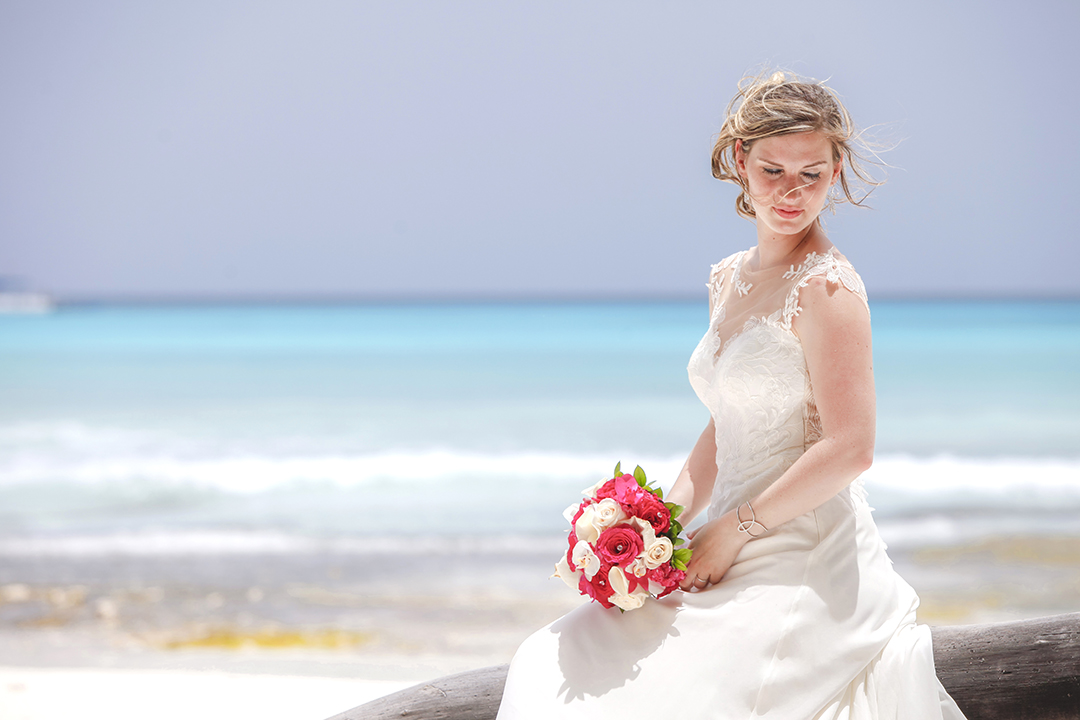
[679,510,750,592]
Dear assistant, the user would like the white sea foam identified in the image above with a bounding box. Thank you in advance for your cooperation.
[0,452,1077,556]
[862,455,1080,497]
[0,447,685,492]
[875,513,1080,549]
[0,531,566,557]
[2,436,1077,503]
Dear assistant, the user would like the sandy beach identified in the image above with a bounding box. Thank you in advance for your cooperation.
[1,532,1078,719]
[0,668,411,720]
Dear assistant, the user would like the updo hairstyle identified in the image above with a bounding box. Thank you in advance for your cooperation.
[712,71,883,220]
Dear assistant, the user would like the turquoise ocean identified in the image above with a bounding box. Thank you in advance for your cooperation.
[1,301,1078,557]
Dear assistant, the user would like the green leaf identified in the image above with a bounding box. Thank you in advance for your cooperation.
[654,486,664,500]
[633,465,647,486]
[674,537,685,546]
[667,503,685,519]
[613,461,622,477]
[672,547,692,572]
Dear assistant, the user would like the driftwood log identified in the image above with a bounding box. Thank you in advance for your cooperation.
[330,613,1080,720]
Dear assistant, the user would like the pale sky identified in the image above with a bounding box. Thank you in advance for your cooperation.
[1,0,1077,300]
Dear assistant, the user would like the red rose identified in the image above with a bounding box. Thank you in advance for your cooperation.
[632,493,671,534]
[579,563,614,608]
[594,526,644,566]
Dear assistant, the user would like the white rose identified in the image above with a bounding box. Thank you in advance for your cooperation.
[572,540,601,579]
[642,536,674,569]
[552,555,582,591]
[592,498,627,529]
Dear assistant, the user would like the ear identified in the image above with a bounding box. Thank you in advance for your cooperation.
[735,140,748,178]
[831,156,843,186]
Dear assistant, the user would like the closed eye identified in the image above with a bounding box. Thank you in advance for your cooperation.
[763,168,823,182]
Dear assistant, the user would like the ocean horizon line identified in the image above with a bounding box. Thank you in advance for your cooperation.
[29,292,1080,308]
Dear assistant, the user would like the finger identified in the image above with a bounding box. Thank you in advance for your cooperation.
[683,575,711,592]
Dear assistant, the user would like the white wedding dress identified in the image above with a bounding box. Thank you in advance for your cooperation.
[497,247,966,719]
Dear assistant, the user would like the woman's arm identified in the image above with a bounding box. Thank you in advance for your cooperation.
[668,266,723,523]
[665,418,718,525]
[680,277,875,590]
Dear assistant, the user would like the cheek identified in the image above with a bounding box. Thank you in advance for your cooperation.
[745,175,775,198]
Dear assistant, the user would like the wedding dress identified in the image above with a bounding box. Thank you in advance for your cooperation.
[497,247,966,719]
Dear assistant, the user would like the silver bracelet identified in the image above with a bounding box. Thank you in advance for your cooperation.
[736,501,768,538]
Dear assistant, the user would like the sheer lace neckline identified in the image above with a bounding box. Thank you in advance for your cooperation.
[726,245,839,300]
[739,244,837,279]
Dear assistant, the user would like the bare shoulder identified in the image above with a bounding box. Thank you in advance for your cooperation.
[791,247,871,340]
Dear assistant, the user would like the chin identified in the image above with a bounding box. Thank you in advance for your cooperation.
[760,218,816,237]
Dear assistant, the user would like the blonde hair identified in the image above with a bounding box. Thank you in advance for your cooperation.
[712,71,883,220]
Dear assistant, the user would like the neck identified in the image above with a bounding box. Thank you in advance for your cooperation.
[753,221,820,270]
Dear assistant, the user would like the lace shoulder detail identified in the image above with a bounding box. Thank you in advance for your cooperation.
[780,249,869,329]
[706,251,745,320]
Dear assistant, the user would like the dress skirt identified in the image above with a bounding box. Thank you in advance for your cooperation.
[496,486,965,720]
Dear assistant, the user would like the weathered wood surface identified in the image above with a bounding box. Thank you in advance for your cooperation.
[328,613,1080,720]
[331,663,508,720]
[931,613,1080,720]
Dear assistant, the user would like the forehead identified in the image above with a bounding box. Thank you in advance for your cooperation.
[749,132,833,164]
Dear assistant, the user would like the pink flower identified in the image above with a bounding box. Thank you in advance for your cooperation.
[592,478,621,501]
[646,563,684,598]
[610,475,643,504]
[594,526,644,566]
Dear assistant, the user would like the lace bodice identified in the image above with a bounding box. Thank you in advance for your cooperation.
[687,246,869,520]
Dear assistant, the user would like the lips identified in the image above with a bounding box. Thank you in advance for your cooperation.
[773,207,803,219]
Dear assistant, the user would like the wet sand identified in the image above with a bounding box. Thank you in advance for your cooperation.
[0,534,1077,719]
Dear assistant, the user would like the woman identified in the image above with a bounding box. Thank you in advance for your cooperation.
[496,72,967,719]
[494,74,967,720]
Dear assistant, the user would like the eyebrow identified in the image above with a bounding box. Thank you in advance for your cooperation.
[758,158,829,169]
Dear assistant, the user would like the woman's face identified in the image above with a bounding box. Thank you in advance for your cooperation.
[736,131,841,239]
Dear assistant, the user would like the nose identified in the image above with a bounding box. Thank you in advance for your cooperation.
[778,176,806,202]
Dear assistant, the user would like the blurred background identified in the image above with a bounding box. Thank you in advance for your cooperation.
[1,1,1078,719]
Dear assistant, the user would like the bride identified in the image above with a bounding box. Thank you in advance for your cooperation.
[497,72,967,719]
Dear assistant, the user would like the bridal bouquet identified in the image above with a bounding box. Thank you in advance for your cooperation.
[554,463,691,611]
